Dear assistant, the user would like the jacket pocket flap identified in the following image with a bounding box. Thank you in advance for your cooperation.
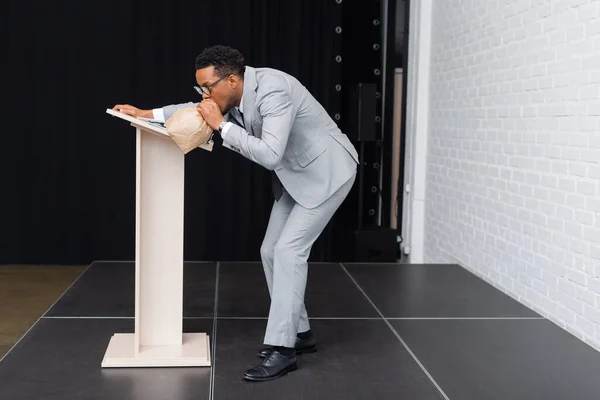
[295,137,327,167]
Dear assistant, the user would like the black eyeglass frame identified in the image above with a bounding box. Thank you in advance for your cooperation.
[193,75,228,96]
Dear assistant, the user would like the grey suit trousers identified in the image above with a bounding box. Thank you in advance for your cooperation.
[260,169,357,347]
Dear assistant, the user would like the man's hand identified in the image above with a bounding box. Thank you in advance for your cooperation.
[197,100,225,131]
[112,104,152,119]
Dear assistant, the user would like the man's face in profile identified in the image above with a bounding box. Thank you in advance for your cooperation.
[195,66,235,114]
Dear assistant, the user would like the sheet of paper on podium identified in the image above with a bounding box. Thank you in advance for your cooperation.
[106,108,214,152]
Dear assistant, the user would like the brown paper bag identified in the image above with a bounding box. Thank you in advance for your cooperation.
[165,108,213,154]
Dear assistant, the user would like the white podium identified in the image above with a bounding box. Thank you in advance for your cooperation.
[101,109,212,367]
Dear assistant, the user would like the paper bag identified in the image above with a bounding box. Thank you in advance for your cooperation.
[165,108,213,154]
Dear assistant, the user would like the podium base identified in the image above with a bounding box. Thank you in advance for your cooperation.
[101,333,211,368]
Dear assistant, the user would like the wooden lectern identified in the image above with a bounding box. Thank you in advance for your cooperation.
[101,108,212,367]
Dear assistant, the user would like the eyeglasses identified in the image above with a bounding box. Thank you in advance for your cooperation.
[193,76,226,96]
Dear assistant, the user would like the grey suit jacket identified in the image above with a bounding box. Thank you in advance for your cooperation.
[162,66,359,209]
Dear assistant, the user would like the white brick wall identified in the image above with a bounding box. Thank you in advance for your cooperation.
[425,0,600,350]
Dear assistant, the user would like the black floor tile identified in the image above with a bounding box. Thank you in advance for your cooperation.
[344,263,539,317]
[45,262,216,317]
[217,262,379,318]
[184,262,218,317]
[212,319,444,400]
[390,319,600,400]
[0,318,213,400]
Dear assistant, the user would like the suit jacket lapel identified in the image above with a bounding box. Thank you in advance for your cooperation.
[230,108,244,128]
[242,66,257,136]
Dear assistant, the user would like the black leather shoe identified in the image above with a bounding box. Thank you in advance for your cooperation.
[258,334,317,358]
[243,350,297,382]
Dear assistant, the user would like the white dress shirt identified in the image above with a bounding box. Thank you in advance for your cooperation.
[220,92,244,139]
[152,107,166,122]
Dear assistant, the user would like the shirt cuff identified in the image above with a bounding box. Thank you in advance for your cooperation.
[152,108,165,122]
[220,122,234,139]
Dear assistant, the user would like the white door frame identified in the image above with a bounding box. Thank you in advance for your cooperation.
[401,0,433,263]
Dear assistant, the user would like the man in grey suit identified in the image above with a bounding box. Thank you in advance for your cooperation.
[114,45,358,381]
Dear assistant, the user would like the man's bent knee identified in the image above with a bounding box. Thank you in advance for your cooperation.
[260,243,275,263]
[273,241,307,264]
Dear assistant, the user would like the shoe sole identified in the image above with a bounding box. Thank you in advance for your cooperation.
[243,363,298,382]
[258,346,317,358]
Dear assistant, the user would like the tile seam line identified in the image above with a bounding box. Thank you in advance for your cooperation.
[209,262,220,400]
[339,262,450,400]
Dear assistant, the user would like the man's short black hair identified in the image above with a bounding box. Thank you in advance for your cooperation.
[195,45,245,78]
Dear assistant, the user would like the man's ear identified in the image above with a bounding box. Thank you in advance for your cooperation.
[228,74,240,88]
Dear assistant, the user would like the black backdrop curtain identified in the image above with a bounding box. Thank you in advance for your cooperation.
[1,0,350,264]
